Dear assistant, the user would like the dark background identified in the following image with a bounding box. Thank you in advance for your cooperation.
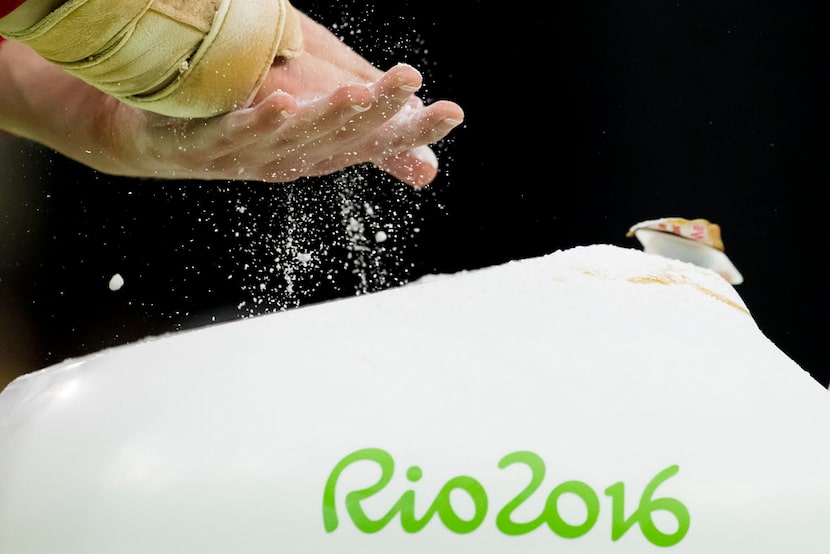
[1,0,826,389]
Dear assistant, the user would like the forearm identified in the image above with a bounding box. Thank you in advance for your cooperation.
[0,39,123,169]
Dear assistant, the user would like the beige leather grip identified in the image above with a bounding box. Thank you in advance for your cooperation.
[1,0,304,118]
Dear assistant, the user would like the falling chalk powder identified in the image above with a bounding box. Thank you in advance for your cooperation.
[108,274,124,291]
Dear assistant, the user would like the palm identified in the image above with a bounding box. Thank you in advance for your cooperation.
[248,11,464,187]
[254,12,382,102]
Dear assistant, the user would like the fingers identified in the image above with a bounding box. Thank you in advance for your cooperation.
[155,91,297,167]
[220,72,422,174]
[330,64,425,139]
[328,113,462,187]
[265,83,463,187]
[270,65,422,149]
[208,91,298,157]
[141,64,464,186]
[209,84,377,178]
[376,146,441,189]
[274,83,375,142]
[287,66,462,179]
[329,101,464,187]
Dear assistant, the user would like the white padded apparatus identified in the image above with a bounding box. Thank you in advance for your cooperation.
[0,0,304,117]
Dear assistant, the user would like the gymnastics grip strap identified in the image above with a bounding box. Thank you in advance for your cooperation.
[0,0,303,117]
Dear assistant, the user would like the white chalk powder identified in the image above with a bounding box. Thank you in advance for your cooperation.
[108,273,124,291]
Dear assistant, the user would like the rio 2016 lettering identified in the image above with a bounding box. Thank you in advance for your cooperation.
[323,448,690,547]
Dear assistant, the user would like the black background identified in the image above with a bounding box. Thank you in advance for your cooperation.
[0,0,826,388]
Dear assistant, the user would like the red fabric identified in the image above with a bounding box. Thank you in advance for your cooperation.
[0,33,7,134]
[0,0,29,19]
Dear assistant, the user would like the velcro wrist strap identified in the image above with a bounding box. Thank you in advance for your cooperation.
[3,0,304,117]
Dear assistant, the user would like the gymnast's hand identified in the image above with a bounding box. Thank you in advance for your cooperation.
[250,11,465,187]
[0,11,464,188]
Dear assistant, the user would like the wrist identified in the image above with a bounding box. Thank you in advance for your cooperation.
[0,40,107,156]
[2,0,304,118]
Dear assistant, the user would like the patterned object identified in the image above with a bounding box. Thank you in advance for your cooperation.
[627,217,744,284]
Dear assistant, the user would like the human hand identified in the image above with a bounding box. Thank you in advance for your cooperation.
[114,10,465,188]
[102,63,461,188]
[0,11,463,188]
[251,11,466,187]
[103,9,463,188]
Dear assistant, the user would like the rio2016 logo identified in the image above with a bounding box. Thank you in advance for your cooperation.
[323,448,690,547]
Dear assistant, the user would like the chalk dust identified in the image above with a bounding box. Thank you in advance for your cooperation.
[126,3,457,328]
